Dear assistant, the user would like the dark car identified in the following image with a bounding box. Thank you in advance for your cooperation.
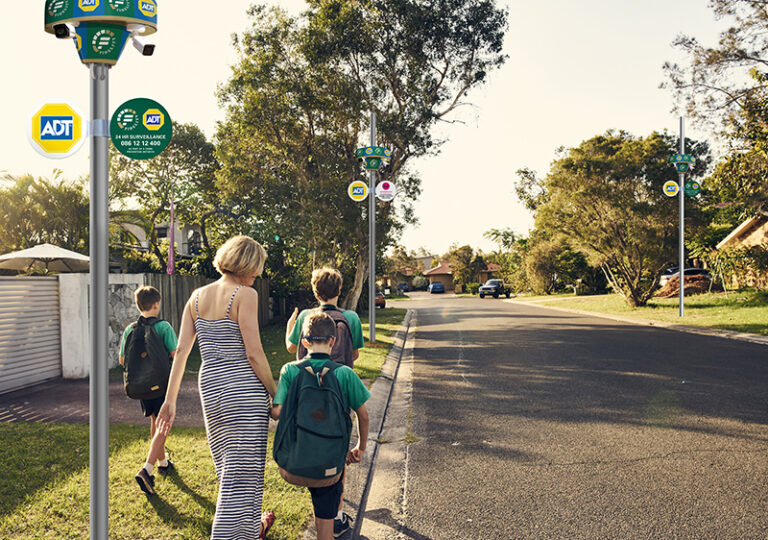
[375,292,386,309]
[479,279,511,298]
[428,282,445,294]
[658,267,713,288]
[397,283,409,292]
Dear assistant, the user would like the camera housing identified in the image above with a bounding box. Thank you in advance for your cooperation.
[53,23,77,39]
[132,36,155,56]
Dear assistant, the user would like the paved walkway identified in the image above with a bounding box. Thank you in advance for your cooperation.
[0,378,206,427]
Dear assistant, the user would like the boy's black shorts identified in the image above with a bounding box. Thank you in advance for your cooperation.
[308,470,345,520]
[140,395,166,418]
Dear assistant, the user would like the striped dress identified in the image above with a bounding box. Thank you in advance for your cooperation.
[195,286,270,539]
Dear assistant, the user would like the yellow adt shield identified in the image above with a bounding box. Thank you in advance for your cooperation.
[28,102,86,159]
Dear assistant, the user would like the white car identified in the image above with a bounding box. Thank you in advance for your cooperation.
[658,268,712,287]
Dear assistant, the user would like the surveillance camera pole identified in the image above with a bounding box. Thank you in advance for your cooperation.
[678,117,685,318]
[44,4,159,538]
[89,62,110,540]
[369,111,377,342]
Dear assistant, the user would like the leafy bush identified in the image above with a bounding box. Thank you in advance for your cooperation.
[466,282,480,294]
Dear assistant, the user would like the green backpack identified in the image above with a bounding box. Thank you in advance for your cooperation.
[273,359,353,487]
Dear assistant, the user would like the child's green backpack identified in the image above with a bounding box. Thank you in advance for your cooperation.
[273,359,353,487]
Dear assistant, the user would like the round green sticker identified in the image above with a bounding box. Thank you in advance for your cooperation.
[111,98,172,160]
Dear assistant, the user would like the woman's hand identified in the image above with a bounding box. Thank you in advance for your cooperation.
[156,401,176,436]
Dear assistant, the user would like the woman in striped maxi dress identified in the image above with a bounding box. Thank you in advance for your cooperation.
[157,236,278,539]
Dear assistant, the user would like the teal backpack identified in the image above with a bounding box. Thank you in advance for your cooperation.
[273,359,353,487]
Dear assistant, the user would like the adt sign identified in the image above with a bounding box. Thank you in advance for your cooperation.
[348,180,369,202]
[143,108,164,131]
[28,102,85,159]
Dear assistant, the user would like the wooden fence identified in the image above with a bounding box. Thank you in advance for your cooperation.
[144,275,270,330]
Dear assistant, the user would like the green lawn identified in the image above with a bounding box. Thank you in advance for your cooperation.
[527,290,768,336]
[8,308,409,539]
[0,423,310,540]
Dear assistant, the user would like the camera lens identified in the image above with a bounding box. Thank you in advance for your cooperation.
[53,24,70,39]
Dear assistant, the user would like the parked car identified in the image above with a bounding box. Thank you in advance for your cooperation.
[397,282,409,292]
[375,292,386,309]
[428,282,445,294]
[478,279,511,298]
[658,267,713,288]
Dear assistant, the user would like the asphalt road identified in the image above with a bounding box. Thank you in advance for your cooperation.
[400,293,768,539]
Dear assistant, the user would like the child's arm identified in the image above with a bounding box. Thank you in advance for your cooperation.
[348,403,369,463]
[119,355,124,367]
[285,307,299,354]
[156,298,197,436]
[270,404,282,420]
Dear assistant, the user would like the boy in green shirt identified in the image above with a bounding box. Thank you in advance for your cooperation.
[119,286,178,495]
[274,311,370,540]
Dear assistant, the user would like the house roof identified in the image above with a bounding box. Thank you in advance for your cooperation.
[485,263,501,272]
[424,261,452,276]
[716,216,768,250]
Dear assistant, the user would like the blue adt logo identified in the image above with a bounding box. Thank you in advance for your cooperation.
[352,187,365,195]
[145,114,162,125]
[81,0,98,6]
[40,116,75,140]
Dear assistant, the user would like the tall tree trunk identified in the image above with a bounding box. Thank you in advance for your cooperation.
[341,250,368,311]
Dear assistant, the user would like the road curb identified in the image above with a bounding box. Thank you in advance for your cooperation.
[505,298,768,347]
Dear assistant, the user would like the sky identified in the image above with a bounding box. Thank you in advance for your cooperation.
[1,1,727,256]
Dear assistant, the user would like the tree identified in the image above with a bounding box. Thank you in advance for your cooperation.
[110,122,222,269]
[444,244,485,286]
[662,0,768,133]
[0,172,89,255]
[518,131,710,307]
[217,1,508,309]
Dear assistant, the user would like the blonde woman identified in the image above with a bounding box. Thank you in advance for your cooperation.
[157,235,277,539]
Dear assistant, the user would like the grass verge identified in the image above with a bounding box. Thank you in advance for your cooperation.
[523,290,768,335]
[0,423,311,540]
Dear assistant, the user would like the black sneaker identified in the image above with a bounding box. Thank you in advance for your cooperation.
[135,468,155,495]
[157,460,175,475]
[333,512,352,537]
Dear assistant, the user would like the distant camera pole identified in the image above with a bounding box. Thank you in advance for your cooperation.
[44,3,158,538]
[353,113,392,343]
[667,117,697,318]
[368,112,377,342]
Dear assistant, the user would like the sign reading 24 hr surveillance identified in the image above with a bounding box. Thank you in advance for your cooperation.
[111,97,172,160]
[28,102,86,159]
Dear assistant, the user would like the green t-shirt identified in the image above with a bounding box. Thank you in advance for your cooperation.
[119,319,178,357]
[274,353,371,411]
[288,305,365,350]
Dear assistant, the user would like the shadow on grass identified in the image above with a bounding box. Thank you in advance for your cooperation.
[166,470,216,514]
[146,491,213,534]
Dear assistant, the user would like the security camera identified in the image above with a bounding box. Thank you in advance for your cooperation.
[132,35,155,56]
[53,22,78,39]
[126,25,155,56]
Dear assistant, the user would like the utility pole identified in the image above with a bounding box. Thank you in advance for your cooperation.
[678,117,685,317]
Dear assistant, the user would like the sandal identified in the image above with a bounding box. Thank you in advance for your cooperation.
[260,510,275,539]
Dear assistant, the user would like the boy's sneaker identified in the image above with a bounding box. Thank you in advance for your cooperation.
[157,460,175,475]
[333,513,352,537]
[135,468,155,495]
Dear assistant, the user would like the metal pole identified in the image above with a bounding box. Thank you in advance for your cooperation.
[679,116,685,318]
[89,62,110,540]
[368,111,377,342]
